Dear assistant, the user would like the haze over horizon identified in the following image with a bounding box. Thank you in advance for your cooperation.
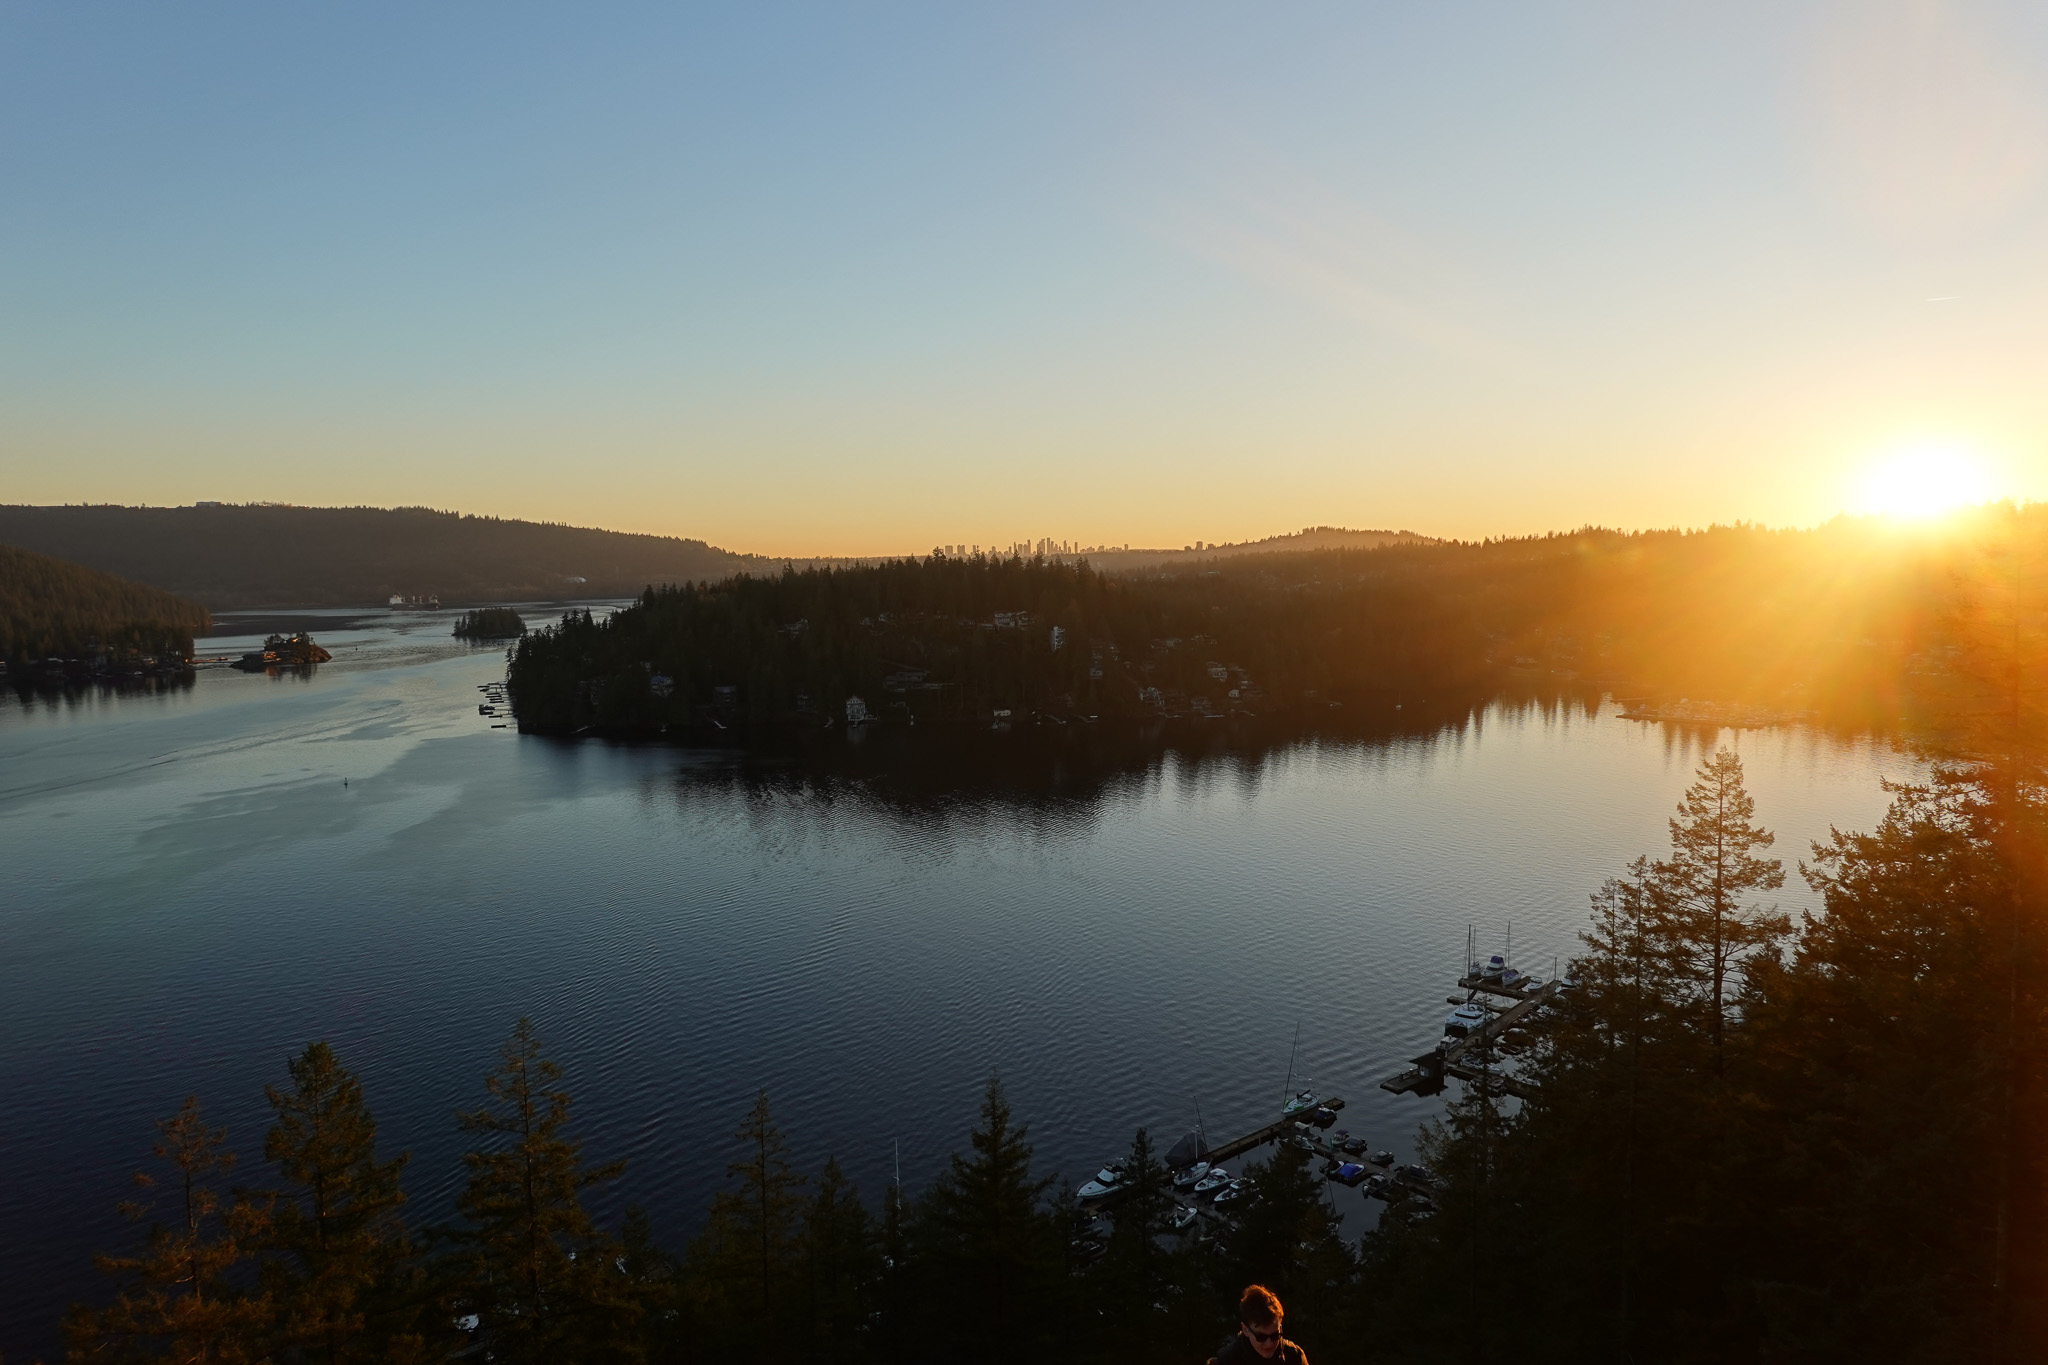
[5,2,2048,556]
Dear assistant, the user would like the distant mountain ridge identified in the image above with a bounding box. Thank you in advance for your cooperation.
[0,505,1436,609]
[1082,525,1434,570]
[0,504,771,609]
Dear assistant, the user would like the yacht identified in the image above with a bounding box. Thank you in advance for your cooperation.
[1444,1002,1489,1039]
[1170,1162,1210,1192]
[1076,1160,1128,1202]
[1281,1087,1320,1118]
[1192,1167,1231,1198]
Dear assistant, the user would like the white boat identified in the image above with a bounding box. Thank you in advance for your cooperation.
[1170,1161,1210,1191]
[1170,1204,1199,1231]
[1192,1167,1231,1197]
[1281,1087,1319,1118]
[1444,1002,1488,1039]
[1076,1161,1128,1202]
[1481,953,1507,979]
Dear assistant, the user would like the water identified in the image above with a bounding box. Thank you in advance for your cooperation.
[0,608,1922,1356]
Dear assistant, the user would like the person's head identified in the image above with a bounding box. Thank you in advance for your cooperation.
[1237,1284,1284,1358]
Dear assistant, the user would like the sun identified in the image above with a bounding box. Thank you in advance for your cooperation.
[1851,444,1996,520]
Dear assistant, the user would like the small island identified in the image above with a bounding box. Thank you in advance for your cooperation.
[453,607,527,640]
[232,632,333,671]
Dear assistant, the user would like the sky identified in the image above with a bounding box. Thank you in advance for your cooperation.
[3,1,2047,556]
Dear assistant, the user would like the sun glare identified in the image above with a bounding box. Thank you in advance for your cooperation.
[1852,445,1995,521]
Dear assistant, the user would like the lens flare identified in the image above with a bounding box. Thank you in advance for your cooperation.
[1852,445,1994,520]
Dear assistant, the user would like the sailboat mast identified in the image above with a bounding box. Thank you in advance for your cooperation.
[1282,1022,1300,1105]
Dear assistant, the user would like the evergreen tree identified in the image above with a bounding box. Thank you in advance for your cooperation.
[1093,1128,1172,1362]
[680,1091,807,1359]
[914,1074,1061,1364]
[1360,759,2048,1364]
[64,1097,271,1363]
[1658,748,1787,1074]
[259,1042,426,1364]
[1736,767,2048,1357]
[617,1207,683,1365]
[871,1172,914,1364]
[448,1018,636,1364]
[798,1158,877,1362]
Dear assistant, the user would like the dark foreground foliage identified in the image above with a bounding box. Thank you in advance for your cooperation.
[0,544,210,664]
[53,1047,1354,1364]
[52,754,2048,1362]
[507,509,2048,742]
[1365,753,2048,1363]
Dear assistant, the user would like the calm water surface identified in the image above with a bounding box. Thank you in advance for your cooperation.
[0,609,1923,1355]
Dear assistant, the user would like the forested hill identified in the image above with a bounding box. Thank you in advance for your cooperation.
[0,504,768,608]
[0,544,211,662]
[1083,524,1434,570]
[507,509,2048,743]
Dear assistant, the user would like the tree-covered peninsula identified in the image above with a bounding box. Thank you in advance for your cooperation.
[0,543,211,666]
[506,510,2048,742]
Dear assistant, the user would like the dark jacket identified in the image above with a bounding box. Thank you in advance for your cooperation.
[1210,1330,1308,1365]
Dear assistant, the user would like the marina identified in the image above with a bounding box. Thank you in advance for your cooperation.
[1091,954,1562,1242]
[478,680,513,726]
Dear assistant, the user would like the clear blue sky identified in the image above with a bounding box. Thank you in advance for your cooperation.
[4,1,2046,553]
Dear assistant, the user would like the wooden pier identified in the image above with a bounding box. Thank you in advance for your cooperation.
[1380,976,1558,1099]
[1198,1097,1345,1165]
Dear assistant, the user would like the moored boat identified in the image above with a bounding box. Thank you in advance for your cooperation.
[1444,1002,1488,1039]
[1077,1160,1128,1202]
[1280,1087,1319,1118]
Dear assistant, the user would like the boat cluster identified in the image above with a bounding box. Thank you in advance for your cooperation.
[1469,952,1536,991]
[1071,1086,1391,1262]
[1359,1160,1440,1220]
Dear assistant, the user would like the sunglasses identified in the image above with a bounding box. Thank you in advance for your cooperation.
[1247,1323,1284,1345]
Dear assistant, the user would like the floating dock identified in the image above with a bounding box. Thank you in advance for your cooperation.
[1199,1096,1345,1165]
[1380,976,1558,1100]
